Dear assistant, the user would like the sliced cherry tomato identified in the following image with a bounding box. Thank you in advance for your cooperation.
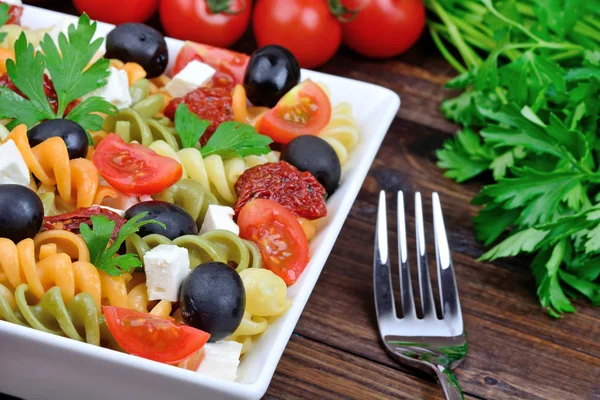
[103,306,210,364]
[92,134,182,196]
[238,199,310,285]
[173,41,250,88]
[252,0,342,68]
[160,0,252,49]
[341,0,425,58]
[43,206,126,240]
[258,80,331,144]
[73,0,159,25]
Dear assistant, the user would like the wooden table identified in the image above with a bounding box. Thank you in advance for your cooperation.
[25,2,600,399]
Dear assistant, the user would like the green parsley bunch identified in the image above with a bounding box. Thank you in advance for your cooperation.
[0,14,117,141]
[427,0,600,316]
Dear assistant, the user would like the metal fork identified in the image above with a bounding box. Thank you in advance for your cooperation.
[374,191,467,400]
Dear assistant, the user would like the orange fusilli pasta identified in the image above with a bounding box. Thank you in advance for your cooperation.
[5,125,118,208]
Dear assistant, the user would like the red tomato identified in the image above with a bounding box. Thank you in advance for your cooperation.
[341,0,425,58]
[73,0,159,25]
[160,0,251,49]
[92,134,182,196]
[238,199,310,285]
[173,41,250,87]
[103,306,210,364]
[252,0,342,68]
[4,3,23,25]
[258,80,331,144]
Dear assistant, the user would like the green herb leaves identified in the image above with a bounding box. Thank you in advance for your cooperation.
[428,0,600,316]
[174,103,272,158]
[80,213,164,276]
[0,3,10,43]
[202,122,273,158]
[0,14,117,137]
[174,104,211,148]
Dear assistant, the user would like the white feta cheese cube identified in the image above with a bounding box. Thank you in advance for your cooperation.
[143,245,190,302]
[196,341,243,382]
[0,139,30,187]
[199,205,239,236]
[165,60,216,98]
[82,67,132,109]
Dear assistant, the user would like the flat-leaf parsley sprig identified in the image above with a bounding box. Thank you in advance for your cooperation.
[80,212,165,277]
[174,103,273,157]
[0,14,117,138]
[0,3,10,43]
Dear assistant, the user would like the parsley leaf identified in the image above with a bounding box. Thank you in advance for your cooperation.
[201,122,273,158]
[173,103,273,157]
[39,14,112,117]
[2,33,56,123]
[80,213,165,277]
[0,3,9,43]
[0,14,116,141]
[428,0,600,315]
[174,103,210,149]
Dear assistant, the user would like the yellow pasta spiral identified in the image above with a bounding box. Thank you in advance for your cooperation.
[318,102,360,166]
[0,231,101,309]
[148,140,279,204]
[228,269,290,354]
[5,125,117,208]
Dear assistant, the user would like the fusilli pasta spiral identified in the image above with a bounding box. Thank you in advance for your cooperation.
[148,140,279,204]
[5,125,118,208]
[153,179,219,226]
[318,102,360,166]
[103,107,180,149]
[0,284,102,345]
[227,269,290,354]
[125,231,262,272]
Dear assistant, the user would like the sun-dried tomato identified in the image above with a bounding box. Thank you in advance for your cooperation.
[234,161,327,220]
[0,73,79,116]
[164,86,233,145]
[4,3,23,25]
[43,206,126,240]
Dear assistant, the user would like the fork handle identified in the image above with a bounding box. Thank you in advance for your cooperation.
[434,365,464,400]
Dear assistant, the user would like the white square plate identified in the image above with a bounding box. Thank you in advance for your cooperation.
[0,5,400,400]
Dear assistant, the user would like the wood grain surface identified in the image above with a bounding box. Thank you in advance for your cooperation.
[20,2,600,399]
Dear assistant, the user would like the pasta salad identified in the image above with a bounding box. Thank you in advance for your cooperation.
[0,4,359,382]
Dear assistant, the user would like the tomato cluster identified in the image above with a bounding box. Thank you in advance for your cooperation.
[72,0,426,68]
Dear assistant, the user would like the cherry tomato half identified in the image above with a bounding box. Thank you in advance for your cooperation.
[258,80,331,144]
[252,0,342,68]
[341,0,426,58]
[73,0,159,25]
[103,306,210,364]
[92,134,182,196]
[160,0,252,49]
[173,41,250,87]
[238,199,310,285]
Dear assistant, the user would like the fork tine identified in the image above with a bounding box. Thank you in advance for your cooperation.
[374,191,396,324]
[415,192,436,319]
[432,193,462,320]
[397,191,416,319]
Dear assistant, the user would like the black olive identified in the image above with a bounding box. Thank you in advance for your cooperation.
[0,185,44,242]
[27,119,88,160]
[244,45,300,108]
[124,201,197,239]
[180,262,245,342]
[282,136,341,195]
[105,23,168,78]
